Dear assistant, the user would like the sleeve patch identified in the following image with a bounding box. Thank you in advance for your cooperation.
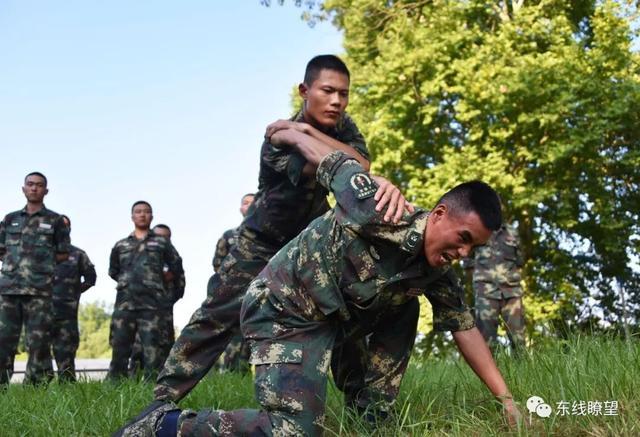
[350,173,377,200]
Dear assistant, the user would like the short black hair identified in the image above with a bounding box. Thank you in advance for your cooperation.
[60,214,71,228]
[25,171,48,187]
[153,223,171,237]
[437,181,502,231]
[304,55,350,86]
[131,200,152,213]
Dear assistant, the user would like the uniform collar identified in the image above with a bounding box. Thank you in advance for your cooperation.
[20,204,47,216]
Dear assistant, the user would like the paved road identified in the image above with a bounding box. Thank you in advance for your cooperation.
[12,359,110,383]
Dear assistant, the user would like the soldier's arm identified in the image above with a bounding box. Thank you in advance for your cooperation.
[212,234,229,273]
[0,219,6,260]
[79,251,97,292]
[266,117,370,173]
[164,242,184,280]
[173,268,186,303]
[53,215,70,263]
[453,328,521,426]
[108,244,120,281]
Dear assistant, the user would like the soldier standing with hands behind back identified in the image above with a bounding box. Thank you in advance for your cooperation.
[107,201,184,381]
[0,172,70,386]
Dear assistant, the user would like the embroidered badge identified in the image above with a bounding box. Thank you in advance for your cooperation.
[39,223,52,230]
[350,173,377,200]
[402,231,421,251]
[147,241,160,247]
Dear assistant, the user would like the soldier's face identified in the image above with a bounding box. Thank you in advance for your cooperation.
[240,195,254,217]
[131,205,152,229]
[424,205,492,268]
[299,69,349,130]
[22,175,48,203]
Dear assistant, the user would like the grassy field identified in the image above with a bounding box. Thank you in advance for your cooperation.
[0,336,637,436]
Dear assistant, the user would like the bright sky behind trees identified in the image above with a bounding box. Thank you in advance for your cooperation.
[0,1,342,327]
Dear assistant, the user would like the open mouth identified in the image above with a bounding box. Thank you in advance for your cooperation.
[441,252,454,265]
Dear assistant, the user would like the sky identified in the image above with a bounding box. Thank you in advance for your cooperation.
[0,1,343,327]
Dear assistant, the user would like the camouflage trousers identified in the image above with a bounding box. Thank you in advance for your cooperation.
[0,294,54,385]
[107,308,173,380]
[128,310,175,377]
[475,292,525,350]
[154,236,273,402]
[51,299,80,382]
[176,280,419,436]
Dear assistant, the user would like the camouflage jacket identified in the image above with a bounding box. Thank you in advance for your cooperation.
[53,244,96,302]
[259,151,475,332]
[468,224,523,298]
[240,111,369,249]
[108,230,184,310]
[0,206,70,296]
[212,227,237,273]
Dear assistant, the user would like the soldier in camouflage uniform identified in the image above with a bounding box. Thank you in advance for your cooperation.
[107,202,184,380]
[129,224,185,376]
[149,55,412,407]
[466,223,525,350]
[213,193,254,373]
[51,215,96,382]
[0,172,70,386]
[116,150,522,436]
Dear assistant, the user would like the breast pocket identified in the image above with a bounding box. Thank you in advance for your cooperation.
[5,227,22,246]
[144,246,163,268]
[341,239,379,305]
[35,227,55,247]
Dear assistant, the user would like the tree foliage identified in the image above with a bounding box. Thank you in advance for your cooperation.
[271,0,640,338]
[77,301,112,358]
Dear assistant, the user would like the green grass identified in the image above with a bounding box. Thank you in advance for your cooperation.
[1,336,638,436]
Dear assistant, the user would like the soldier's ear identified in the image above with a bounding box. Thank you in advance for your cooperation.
[298,82,308,100]
[44,187,49,196]
[431,204,447,223]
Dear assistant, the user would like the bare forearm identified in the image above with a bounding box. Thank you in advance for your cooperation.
[453,327,510,398]
[302,124,370,170]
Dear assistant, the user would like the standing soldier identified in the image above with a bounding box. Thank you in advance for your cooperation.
[129,224,185,375]
[150,55,409,407]
[213,193,254,373]
[466,223,525,351]
[0,172,70,386]
[107,201,184,380]
[51,215,97,382]
[116,151,522,436]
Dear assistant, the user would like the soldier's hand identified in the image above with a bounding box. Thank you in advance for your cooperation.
[265,120,310,140]
[371,175,415,223]
[502,398,525,428]
[270,128,302,147]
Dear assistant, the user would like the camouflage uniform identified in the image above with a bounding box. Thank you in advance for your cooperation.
[469,224,525,350]
[107,230,184,380]
[51,245,96,381]
[212,227,251,373]
[0,206,70,385]
[128,261,184,376]
[155,112,368,402]
[175,152,475,436]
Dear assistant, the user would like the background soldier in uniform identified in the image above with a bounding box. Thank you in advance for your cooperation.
[465,223,525,351]
[150,55,409,407]
[0,172,70,386]
[107,201,184,380]
[116,150,521,436]
[129,224,185,376]
[51,214,96,382]
[213,193,254,373]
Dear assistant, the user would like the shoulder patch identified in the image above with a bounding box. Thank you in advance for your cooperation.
[349,173,377,200]
[401,231,422,252]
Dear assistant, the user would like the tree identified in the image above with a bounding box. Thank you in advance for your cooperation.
[77,301,112,358]
[270,0,640,339]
